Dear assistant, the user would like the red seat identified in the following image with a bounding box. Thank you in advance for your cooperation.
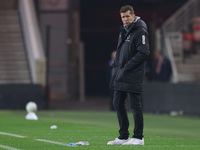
[193,25,200,42]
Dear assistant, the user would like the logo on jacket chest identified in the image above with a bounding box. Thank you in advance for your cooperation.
[125,35,131,42]
[142,35,145,44]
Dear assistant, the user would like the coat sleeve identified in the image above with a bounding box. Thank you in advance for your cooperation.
[123,31,150,71]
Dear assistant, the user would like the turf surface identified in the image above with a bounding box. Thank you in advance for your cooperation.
[0,110,200,150]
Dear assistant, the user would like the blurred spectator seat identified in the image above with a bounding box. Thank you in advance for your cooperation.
[192,16,200,26]
[193,25,200,42]
[192,16,200,52]
[182,33,194,56]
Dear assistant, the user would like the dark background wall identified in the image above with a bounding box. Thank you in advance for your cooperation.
[0,84,44,109]
[80,0,187,96]
[143,82,200,116]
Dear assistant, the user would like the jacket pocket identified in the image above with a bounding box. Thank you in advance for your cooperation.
[115,69,125,81]
[112,67,117,78]
[119,70,143,83]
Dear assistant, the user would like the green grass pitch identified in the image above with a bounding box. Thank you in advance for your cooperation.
[0,110,200,150]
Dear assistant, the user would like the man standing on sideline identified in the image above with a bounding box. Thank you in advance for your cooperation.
[107,5,150,145]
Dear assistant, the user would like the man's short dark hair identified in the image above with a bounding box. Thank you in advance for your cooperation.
[120,5,134,14]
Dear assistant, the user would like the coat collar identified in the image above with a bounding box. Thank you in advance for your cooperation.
[117,16,140,49]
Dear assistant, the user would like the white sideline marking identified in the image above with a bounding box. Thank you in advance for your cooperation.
[36,139,68,146]
[0,144,21,150]
[0,132,68,147]
[0,132,26,138]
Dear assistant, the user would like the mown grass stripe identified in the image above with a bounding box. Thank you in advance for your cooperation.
[0,144,21,150]
[0,132,26,138]
[36,139,68,146]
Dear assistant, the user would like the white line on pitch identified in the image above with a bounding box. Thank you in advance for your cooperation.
[36,139,68,146]
[0,132,26,138]
[0,144,21,150]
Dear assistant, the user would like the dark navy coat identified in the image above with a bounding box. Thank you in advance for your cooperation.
[110,17,150,93]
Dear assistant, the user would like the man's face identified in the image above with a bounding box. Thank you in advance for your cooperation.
[120,10,135,27]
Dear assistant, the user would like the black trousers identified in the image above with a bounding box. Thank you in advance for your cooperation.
[113,90,143,140]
